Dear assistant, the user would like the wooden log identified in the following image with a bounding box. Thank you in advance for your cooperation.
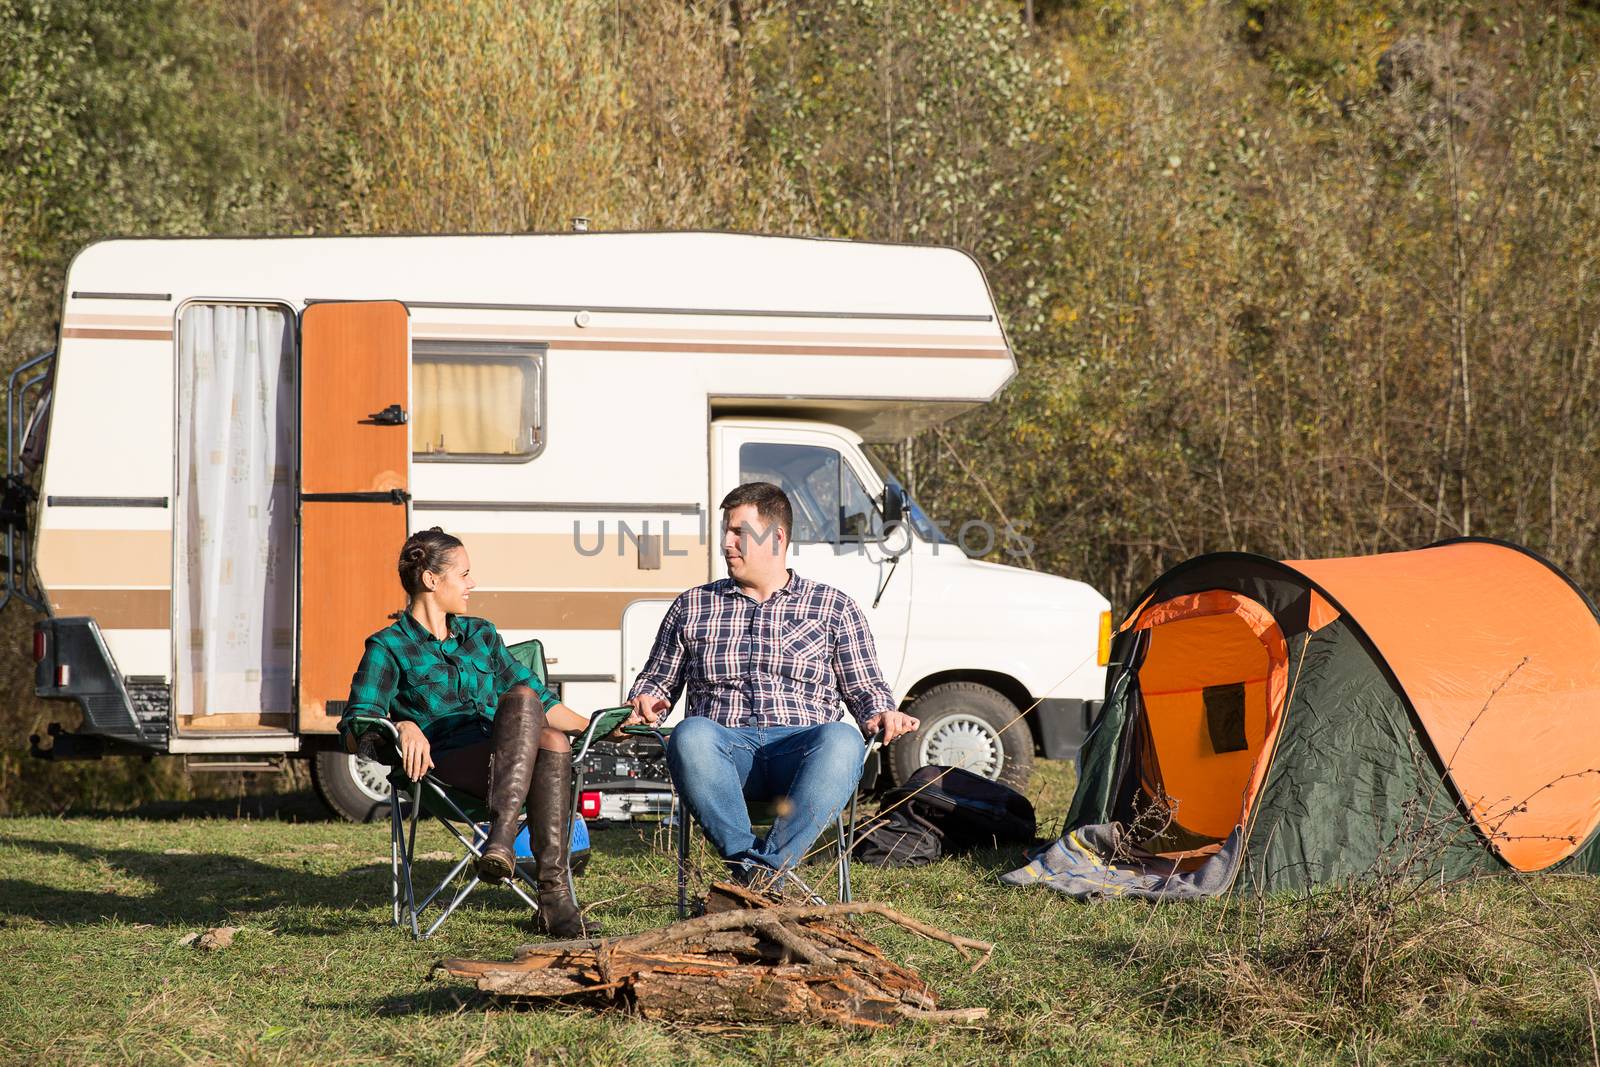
[438,953,742,979]
[629,966,908,1029]
[620,890,995,970]
[704,881,779,913]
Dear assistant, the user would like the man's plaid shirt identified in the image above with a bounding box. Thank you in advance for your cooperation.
[340,612,559,747]
[628,571,895,730]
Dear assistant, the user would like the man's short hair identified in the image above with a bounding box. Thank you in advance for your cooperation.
[720,481,793,541]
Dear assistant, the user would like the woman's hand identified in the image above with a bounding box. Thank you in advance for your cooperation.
[395,720,434,781]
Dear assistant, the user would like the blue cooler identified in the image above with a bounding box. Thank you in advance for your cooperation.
[512,815,590,877]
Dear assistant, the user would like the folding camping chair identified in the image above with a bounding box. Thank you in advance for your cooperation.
[346,639,632,940]
[623,722,882,917]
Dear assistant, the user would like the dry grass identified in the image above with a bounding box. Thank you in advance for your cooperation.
[1,762,1596,1064]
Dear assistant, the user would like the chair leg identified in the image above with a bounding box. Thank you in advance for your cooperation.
[400,784,423,938]
[841,786,862,904]
[385,776,559,941]
[676,794,691,920]
[390,795,402,928]
[568,763,585,911]
[837,812,851,904]
[424,873,481,940]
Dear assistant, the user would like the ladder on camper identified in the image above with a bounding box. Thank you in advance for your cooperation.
[0,348,53,614]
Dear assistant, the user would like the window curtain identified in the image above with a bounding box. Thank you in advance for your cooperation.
[413,359,530,455]
[175,305,295,717]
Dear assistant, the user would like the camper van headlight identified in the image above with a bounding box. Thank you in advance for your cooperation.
[1097,611,1112,667]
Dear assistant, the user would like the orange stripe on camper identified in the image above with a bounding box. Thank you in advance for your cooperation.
[1287,543,1600,872]
[1132,591,1289,839]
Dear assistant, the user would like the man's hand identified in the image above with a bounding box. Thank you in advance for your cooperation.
[625,693,669,728]
[864,710,920,745]
[395,720,434,781]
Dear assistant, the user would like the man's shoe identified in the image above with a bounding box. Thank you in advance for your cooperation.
[729,860,786,893]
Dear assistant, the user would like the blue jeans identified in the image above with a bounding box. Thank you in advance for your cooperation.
[665,716,866,880]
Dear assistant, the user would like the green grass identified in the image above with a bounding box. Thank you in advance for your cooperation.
[2,762,1596,1065]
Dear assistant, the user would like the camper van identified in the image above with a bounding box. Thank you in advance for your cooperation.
[11,232,1110,821]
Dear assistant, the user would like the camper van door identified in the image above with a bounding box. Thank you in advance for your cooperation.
[712,422,911,689]
[297,301,412,734]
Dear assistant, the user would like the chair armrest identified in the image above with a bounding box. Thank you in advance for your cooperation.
[570,706,635,763]
[343,715,405,770]
[345,715,401,744]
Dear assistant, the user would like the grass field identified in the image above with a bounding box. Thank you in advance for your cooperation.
[3,761,1598,1065]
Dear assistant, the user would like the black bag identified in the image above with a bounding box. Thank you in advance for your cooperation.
[852,765,1037,867]
[851,808,944,867]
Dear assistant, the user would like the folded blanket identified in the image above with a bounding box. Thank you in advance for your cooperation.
[1000,823,1243,901]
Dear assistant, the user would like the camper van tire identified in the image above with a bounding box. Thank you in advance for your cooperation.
[311,748,391,823]
[892,682,1033,790]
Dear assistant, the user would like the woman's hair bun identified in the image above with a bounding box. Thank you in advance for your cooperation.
[397,527,465,596]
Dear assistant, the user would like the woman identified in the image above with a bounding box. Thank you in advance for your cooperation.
[340,527,594,938]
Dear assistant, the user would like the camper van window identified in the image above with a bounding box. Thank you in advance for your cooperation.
[839,463,882,541]
[738,442,882,545]
[411,340,545,462]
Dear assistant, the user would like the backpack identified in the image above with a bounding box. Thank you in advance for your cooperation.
[852,765,1037,867]
[851,807,944,867]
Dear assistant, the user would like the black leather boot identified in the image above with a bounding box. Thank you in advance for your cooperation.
[529,746,589,938]
[476,688,543,884]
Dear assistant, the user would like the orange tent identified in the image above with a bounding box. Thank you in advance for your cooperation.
[1065,539,1600,893]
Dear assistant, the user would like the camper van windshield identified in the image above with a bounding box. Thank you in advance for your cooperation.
[862,445,950,545]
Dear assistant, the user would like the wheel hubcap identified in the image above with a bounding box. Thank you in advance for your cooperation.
[919,713,1004,779]
[350,754,392,802]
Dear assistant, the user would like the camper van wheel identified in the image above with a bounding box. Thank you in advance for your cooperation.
[892,682,1032,790]
[311,748,392,823]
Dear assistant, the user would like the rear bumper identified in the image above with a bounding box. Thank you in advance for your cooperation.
[586,788,675,822]
[31,616,167,757]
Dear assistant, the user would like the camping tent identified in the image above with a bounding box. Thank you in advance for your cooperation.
[1005,539,1600,899]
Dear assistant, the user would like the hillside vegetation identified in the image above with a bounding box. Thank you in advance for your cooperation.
[2,0,1599,811]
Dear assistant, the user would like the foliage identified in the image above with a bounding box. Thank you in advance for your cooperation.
[5,0,1600,809]
[908,2,1600,607]
[0,0,288,341]
[745,0,1068,264]
[0,0,294,813]
[279,0,803,235]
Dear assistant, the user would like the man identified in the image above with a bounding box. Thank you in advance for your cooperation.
[626,481,919,886]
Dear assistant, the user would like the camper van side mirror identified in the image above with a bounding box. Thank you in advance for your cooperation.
[882,481,907,526]
[880,482,912,558]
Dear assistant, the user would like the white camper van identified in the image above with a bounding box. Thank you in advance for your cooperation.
[11,232,1110,821]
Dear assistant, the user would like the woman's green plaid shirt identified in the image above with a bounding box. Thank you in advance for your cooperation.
[340,611,560,743]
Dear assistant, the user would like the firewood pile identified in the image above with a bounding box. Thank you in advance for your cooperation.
[433,882,993,1029]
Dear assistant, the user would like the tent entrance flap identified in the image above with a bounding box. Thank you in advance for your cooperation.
[1132,591,1289,841]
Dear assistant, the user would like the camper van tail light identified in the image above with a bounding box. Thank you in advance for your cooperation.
[1096,611,1113,667]
[579,791,602,819]
[31,630,46,663]
[55,664,71,688]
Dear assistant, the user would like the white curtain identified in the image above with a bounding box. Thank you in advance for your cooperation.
[175,305,296,717]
